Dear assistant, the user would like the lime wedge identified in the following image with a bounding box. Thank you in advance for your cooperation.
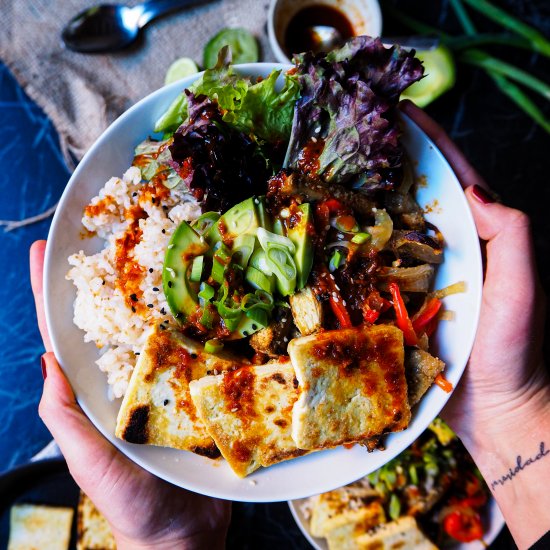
[164,57,199,85]
[203,28,259,69]
[401,45,456,107]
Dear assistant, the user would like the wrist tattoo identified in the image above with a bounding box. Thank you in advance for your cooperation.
[490,441,549,491]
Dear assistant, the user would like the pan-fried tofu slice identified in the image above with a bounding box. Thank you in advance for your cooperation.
[116,325,243,458]
[310,487,384,537]
[76,492,116,550]
[189,362,308,477]
[289,325,410,450]
[8,504,73,550]
[353,516,438,549]
[289,287,323,335]
[324,502,387,550]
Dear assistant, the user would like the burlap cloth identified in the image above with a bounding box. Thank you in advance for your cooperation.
[1,0,275,170]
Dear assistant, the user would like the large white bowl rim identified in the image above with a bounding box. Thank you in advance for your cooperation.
[45,63,482,502]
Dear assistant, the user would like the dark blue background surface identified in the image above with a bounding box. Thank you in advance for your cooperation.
[0,63,70,470]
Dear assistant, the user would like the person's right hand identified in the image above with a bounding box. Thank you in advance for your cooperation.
[31,240,231,550]
[401,101,550,549]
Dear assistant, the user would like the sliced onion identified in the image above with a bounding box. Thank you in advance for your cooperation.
[378,264,435,293]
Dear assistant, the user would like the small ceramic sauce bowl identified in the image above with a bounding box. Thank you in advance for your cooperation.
[268,0,383,64]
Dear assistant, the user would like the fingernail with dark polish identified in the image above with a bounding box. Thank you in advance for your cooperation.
[41,355,47,380]
[472,184,496,204]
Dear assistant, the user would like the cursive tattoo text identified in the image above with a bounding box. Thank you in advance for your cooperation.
[490,441,549,491]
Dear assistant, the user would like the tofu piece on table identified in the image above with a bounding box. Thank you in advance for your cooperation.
[289,325,410,450]
[8,504,74,550]
[76,492,116,550]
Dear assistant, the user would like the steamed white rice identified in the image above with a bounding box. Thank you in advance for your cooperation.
[67,166,201,398]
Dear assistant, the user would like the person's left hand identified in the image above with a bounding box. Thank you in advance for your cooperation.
[30,240,231,550]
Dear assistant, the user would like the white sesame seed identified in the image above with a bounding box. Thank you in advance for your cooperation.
[333,297,339,303]
[335,284,340,290]
[281,318,287,323]
[283,337,288,342]
[314,126,321,134]
[167,244,174,249]
[231,407,238,412]
[343,300,347,306]
[280,208,290,218]
[324,225,330,230]
[311,136,318,143]
[249,479,257,486]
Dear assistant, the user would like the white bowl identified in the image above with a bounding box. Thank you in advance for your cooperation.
[289,494,505,549]
[44,63,482,502]
[267,0,383,64]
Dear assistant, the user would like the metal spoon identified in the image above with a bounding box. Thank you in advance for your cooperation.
[62,0,211,53]
[305,25,440,54]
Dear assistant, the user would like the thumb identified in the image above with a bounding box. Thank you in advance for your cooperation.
[38,353,138,500]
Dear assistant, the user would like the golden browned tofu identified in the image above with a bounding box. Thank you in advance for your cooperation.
[116,325,243,458]
[76,492,116,550]
[8,504,74,550]
[309,486,383,537]
[353,517,438,549]
[289,325,410,450]
[325,502,387,550]
[189,362,308,477]
[289,286,323,335]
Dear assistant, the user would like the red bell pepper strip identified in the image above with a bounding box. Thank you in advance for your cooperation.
[388,282,418,346]
[435,373,453,393]
[320,267,353,328]
[320,198,345,213]
[443,509,483,542]
[412,298,442,334]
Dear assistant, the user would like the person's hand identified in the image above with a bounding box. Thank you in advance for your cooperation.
[30,240,231,550]
[400,101,550,549]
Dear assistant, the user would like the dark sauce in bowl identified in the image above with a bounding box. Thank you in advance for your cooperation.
[284,5,355,58]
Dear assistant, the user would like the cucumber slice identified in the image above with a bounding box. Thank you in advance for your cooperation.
[401,45,456,107]
[164,57,199,85]
[203,28,259,69]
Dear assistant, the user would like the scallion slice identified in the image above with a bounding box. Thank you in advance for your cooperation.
[204,338,224,354]
[189,255,204,282]
[232,234,256,268]
[245,266,275,293]
[257,227,295,255]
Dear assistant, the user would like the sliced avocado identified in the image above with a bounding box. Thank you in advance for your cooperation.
[192,212,220,236]
[226,309,268,340]
[287,203,314,289]
[163,221,210,322]
[206,196,262,246]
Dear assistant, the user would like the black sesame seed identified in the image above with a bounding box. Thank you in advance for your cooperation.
[243,331,249,336]
[162,205,168,211]
[102,280,105,285]
[152,287,159,292]
[191,353,198,359]
[149,268,153,273]
[161,229,166,234]
[152,197,156,204]
[251,324,257,330]
[168,281,172,288]
[135,352,140,355]
[163,399,169,406]
[130,293,138,302]
[147,303,154,308]
[131,306,136,313]
[160,307,166,315]
[132,192,137,197]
